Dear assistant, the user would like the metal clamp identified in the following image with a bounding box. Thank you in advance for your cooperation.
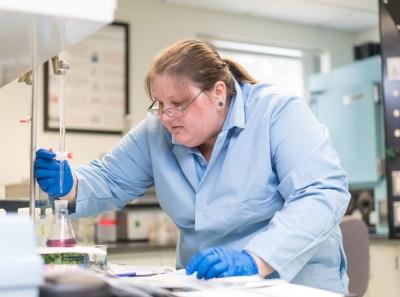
[18,71,33,85]
[51,55,70,75]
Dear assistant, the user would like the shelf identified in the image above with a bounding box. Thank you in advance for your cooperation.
[0,199,49,213]
[125,188,160,208]
[126,195,160,208]
[124,203,161,210]
[0,0,116,87]
[107,240,176,254]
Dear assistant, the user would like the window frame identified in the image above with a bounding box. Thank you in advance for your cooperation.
[205,37,324,102]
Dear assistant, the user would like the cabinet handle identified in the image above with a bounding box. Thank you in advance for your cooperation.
[373,82,381,104]
[342,93,364,105]
[396,256,399,270]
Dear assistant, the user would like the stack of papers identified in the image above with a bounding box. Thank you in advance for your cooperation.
[105,266,344,297]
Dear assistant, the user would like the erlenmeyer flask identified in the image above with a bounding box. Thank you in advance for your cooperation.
[46,199,76,247]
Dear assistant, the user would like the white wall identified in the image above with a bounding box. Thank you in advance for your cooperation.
[355,27,380,44]
[0,0,360,188]
[119,0,358,124]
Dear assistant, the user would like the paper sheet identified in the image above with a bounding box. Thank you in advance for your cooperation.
[107,263,175,276]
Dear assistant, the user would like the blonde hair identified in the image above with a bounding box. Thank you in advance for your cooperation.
[145,39,258,101]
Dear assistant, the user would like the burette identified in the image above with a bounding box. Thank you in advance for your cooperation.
[51,55,70,195]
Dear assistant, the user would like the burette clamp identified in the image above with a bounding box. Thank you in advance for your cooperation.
[51,55,70,75]
[18,71,33,85]
[52,150,73,161]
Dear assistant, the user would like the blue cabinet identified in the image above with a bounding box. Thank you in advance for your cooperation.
[309,56,384,185]
[309,56,388,235]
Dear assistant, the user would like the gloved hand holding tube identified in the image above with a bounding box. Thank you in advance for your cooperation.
[186,246,259,279]
[34,148,74,198]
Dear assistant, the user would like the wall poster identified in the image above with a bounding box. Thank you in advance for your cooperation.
[44,22,129,134]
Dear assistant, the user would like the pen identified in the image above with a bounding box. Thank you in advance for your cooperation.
[116,271,156,277]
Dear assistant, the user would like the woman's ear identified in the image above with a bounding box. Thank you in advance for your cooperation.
[213,81,226,98]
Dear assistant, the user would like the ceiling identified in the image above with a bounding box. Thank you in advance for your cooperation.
[162,0,379,32]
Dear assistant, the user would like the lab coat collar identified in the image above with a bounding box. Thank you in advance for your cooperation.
[222,79,245,132]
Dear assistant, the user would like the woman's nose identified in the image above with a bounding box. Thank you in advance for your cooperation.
[160,111,174,122]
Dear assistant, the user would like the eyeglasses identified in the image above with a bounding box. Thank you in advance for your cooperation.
[147,90,203,119]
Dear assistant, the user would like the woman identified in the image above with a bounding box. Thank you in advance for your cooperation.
[35,39,350,293]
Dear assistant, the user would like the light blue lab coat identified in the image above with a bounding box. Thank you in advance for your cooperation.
[71,81,350,294]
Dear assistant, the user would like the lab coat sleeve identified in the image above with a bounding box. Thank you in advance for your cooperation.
[245,96,350,281]
[71,119,154,218]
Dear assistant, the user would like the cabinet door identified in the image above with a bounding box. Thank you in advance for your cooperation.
[365,243,400,297]
[312,83,382,185]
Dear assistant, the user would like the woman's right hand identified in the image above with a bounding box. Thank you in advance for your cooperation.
[34,148,73,198]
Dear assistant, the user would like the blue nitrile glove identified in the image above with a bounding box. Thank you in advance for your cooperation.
[186,246,258,279]
[34,148,73,198]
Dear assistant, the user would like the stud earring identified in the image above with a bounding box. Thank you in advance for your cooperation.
[218,100,224,107]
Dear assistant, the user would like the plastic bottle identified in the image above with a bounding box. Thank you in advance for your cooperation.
[95,211,117,243]
[38,208,54,247]
[46,200,76,247]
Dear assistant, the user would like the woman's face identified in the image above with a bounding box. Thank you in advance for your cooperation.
[151,74,226,148]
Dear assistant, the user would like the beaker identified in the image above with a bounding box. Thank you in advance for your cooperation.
[46,199,76,247]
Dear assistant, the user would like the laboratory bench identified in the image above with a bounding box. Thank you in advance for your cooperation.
[107,240,176,253]
[109,236,400,297]
[4,197,400,297]
[107,241,177,267]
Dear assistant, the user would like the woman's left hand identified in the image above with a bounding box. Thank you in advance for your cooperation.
[185,246,258,279]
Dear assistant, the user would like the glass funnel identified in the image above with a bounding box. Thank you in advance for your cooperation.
[46,199,76,247]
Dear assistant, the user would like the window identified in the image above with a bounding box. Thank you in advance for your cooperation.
[209,39,321,100]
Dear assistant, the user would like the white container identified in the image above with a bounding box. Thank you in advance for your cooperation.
[0,215,43,297]
[18,207,41,217]
[18,207,46,246]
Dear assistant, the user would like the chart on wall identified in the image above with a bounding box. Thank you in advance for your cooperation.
[44,22,129,134]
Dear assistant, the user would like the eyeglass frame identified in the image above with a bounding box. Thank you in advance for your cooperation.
[147,89,203,119]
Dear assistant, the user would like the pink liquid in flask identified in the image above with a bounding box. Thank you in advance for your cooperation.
[46,238,77,247]
[46,200,77,248]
